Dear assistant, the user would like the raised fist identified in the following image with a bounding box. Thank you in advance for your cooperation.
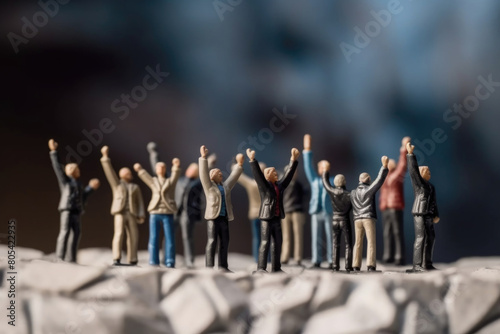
[246,148,255,161]
[381,156,389,168]
[402,136,411,148]
[101,146,109,157]
[147,142,157,153]
[406,142,415,154]
[303,134,311,151]
[48,139,58,151]
[133,163,142,172]
[200,145,208,158]
[172,158,180,167]
[235,153,244,166]
[89,178,100,190]
[291,148,300,161]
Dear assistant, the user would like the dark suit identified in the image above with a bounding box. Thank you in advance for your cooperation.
[322,172,353,270]
[407,154,439,268]
[250,159,298,271]
[50,151,93,262]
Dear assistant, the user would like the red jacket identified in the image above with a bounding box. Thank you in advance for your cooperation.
[379,147,407,210]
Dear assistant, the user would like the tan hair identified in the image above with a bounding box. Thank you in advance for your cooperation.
[334,174,346,187]
[359,172,371,184]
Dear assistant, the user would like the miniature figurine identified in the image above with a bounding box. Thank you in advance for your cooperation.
[379,136,411,266]
[322,161,353,272]
[406,142,440,272]
[133,155,180,267]
[100,146,145,266]
[281,164,306,266]
[303,134,333,268]
[351,156,389,271]
[199,145,244,272]
[247,147,299,273]
[48,139,100,262]
[148,142,204,268]
[237,162,267,263]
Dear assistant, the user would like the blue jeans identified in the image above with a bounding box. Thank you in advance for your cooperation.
[251,218,261,262]
[149,214,175,267]
[311,211,333,264]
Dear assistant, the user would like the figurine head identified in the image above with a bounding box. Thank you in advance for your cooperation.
[210,168,223,184]
[387,159,396,172]
[155,162,167,177]
[334,174,346,187]
[419,166,431,181]
[317,160,329,175]
[65,163,80,179]
[119,167,133,182]
[359,172,371,184]
[264,167,278,183]
[185,163,199,179]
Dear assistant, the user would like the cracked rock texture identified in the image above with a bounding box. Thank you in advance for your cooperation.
[1,247,500,334]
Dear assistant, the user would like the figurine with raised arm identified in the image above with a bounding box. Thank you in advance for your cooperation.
[237,162,267,263]
[134,155,180,267]
[148,142,204,268]
[303,134,334,268]
[281,164,306,266]
[199,145,244,272]
[48,139,100,263]
[322,161,353,272]
[406,142,440,273]
[351,156,389,272]
[379,136,411,266]
[100,146,145,266]
[247,148,299,273]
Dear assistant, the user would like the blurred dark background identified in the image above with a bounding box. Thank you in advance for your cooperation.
[1,0,499,263]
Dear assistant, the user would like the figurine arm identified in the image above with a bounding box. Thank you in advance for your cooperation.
[198,157,211,193]
[280,160,298,190]
[225,164,243,191]
[322,171,336,194]
[249,159,268,190]
[366,166,389,197]
[302,150,318,184]
[49,151,68,188]
[406,154,424,188]
[137,169,155,189]
[168,161,181,187]
[393,145,408,179]
[100,157,120,190]
[237,172,253,190]
[147,142,160,174]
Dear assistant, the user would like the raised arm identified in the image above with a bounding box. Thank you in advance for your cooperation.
[393,137,410,179]
[280,148,300,190]
[225,154,244,190]
[147,142,160,175]
[237,172,254,190]
[247,149,267,190]
[406,142,424,189]
[100,146,119,189]
[134,163,155,189]
[48,139,67,188]
[366,156,389,197]
[199,145,211,193]
[168,158,182,185]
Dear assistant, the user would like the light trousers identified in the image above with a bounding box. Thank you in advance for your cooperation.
[353,218,376,268]
[281,211,305,262]
[112,212,139,263]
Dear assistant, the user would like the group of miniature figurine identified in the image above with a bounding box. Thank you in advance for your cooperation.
[48,134,439,274]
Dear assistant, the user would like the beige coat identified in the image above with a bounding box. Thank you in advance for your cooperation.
[138,166,180,214]
[237,173,261,220]
[101,157,145,218]
[199,157,242,221]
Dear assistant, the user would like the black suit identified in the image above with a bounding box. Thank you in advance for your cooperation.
[322,172,353,270]
[50,151,93,262]
[407,154,439,268]
[250,159,298,271]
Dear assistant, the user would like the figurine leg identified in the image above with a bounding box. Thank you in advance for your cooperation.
[206,219,218,268]
[412,216,425,268]
[112,214,125,263]
[218,217,230,269]
[258,220,271,271]
[280,215,292,263]
[56,211,71,260]
[382,210,394,263]
[148,215,161,265]
[393,210,405,265]
[332,220,341,270]
[68,214,81,263]
[162,214,176,267]
[352,219,365,269]
[342,219,353,270]
[364,219,376,269]
[126,214,139,264]
[251,219,261,263]
[323,213,333,265]
[270,218,283,272]
[180,212,194,267]
[292,212,305,263]
[422,217,435,268]
[311,214,322,265]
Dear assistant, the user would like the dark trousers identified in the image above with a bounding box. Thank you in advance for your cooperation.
[382,209,405,263]
[412,215,435,267]
[178,211,196,267]
[332,219,353,270]
[56,210,81,262]
[258,217,283,272]
[206,216,229,269]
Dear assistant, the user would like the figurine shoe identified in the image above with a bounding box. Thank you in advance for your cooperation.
[406,266,426,273]
[353,267,360,271]
[367,266,377,272]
